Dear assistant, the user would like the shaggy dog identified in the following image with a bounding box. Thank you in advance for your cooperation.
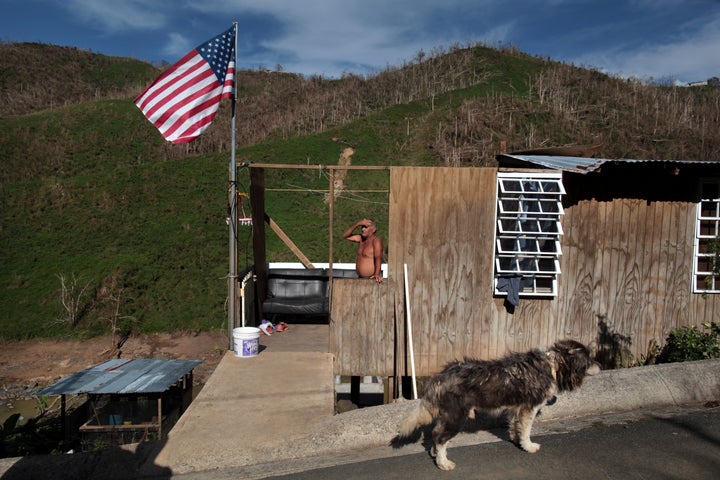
[395,339,600,471]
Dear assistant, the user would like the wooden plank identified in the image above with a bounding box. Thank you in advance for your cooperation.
[622,199,643,340]
[652,198,672,343]
[634,198,653,354]
[387,167,497,375]
[330,279,391,376]
[265,215,315,269]
[592,199,610,330]
[633,202,659,361]
[690,279,719,328]
[388,168,406,378]
[248,163,389,171]
[578,199,600,344]
[642,200,663,355]
[389,168,426,376]
[606,199,628,332]
[666,202,693,327]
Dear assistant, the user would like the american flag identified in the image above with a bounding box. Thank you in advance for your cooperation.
[135,26,236,144]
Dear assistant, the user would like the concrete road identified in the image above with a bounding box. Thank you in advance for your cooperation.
[1,353,717,480]
[261,407,720,480]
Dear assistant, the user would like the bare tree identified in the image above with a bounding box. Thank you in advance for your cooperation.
[55,273,92,327]
[105,287,135,356]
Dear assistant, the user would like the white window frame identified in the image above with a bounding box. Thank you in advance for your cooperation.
[693,178,720,293]
[494,172,565,297]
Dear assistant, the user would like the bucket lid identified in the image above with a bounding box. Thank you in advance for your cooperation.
[233,326,260,335]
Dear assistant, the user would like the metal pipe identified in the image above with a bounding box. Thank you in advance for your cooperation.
[403,263,418,399]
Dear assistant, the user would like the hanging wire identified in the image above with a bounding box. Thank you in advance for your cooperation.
[237,193,252,226]
[322,168,390,205]
[235,166,254,270]
[278,168,389,205]
[226,181,239,237]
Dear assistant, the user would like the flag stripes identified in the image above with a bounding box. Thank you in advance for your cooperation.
[135,26,235,144]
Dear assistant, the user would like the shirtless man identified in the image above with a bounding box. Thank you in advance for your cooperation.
[343,219,384,283]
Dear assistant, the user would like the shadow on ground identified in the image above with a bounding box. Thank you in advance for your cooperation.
[1,438,170,480]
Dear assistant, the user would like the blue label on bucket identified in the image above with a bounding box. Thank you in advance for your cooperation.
[242,338,258,356]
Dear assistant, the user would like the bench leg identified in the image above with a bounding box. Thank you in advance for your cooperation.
[350,376,360,406]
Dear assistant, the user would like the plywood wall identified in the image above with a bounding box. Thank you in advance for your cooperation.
[329,166,720,378]
[329,279,393,376]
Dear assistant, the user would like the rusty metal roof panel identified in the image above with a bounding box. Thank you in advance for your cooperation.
[499,154,717,174]
[37,358,202,396]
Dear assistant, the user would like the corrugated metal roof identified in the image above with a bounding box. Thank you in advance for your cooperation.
[499,154,606,173]
[37,358,202,396]
[498,154,716,174]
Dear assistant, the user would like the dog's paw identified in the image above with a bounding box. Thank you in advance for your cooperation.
[521,441,541,453]
[436,459,456,471]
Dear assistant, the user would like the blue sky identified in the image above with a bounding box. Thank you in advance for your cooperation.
[2,0,719,84]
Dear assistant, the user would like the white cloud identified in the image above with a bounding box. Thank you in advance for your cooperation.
[576,11,720,83]
[62,0,167,31]
[162,32,194,58]
[28,0,718,81]
[190,0,511,77]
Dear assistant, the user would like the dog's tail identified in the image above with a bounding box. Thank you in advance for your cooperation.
[397,380,442,438]
[397,401,435,438]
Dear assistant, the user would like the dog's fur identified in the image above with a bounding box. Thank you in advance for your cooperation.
[395,339,600,471]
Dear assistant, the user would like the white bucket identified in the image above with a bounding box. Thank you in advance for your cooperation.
[233,327,260,358]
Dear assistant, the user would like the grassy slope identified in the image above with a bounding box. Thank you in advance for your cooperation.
[2,153,230,338]
[5,43,714,340]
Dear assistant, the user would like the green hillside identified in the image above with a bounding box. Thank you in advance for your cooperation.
[1,42,718,340]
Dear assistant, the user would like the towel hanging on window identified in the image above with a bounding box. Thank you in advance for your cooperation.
[497,276,521,307]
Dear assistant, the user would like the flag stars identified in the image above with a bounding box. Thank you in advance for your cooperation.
[196,27,235,83]
[134,25,235,144]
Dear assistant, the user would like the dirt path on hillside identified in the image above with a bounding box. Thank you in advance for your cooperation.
[0,330,229,400]
[324,142,354,203]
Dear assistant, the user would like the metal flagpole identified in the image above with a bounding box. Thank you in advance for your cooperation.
[228,21,239,350]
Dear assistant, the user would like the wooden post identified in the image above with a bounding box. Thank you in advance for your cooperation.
[61,394,67,442]
[157,396,163,439]
[250,167,266,326]
[328,167,335,314]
